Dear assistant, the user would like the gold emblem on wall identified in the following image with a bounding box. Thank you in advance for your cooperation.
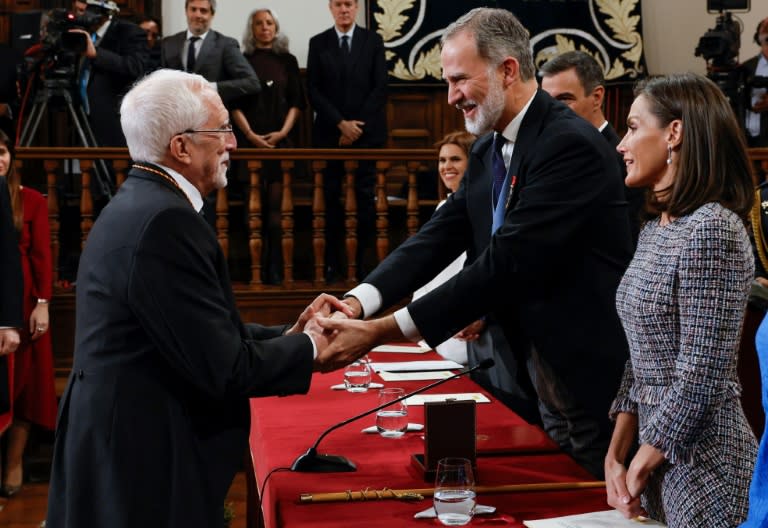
[374,0,645,83]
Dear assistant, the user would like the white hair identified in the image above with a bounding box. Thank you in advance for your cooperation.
[242,8,289,55]
[120,69,219,163]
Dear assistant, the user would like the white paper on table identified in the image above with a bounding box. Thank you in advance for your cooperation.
[377,370,454,382]
[371,344,431,353]
[404,393,491,406]
[523,509,666,527]
[369,360,463,372]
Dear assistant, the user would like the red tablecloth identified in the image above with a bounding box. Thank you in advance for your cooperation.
[249,351,609,527]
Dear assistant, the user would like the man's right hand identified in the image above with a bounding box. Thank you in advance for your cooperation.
[337,120,364,143]
[0,328,20,356]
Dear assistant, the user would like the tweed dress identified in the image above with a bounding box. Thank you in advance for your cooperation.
[611,202,758,527]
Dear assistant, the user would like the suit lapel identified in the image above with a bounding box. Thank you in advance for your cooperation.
[505,90,549,210]
[348,28,366,69]
[195,32,216,73]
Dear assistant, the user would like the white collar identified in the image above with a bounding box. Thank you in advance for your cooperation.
[598,120,609,132]
[186,29,210,41]
[94,18,111,40]
[154,163,204,213]
[334,25,356,40]
[497,91,537,143]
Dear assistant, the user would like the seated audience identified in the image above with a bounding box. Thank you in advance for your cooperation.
[605,73,758,526]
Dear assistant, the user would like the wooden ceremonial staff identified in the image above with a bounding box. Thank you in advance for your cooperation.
[299,480,605,504]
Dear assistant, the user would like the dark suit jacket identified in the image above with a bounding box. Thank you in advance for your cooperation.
[602,123,644,246]
[161,30,260,106]
[0,45,22,142]
[365,90,632,431]
[742,54,768,147]
[88,18,149,147]
[46,166,314,528]
[0,176,22,328]
[306,26,387,147]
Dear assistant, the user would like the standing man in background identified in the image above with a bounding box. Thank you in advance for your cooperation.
[743,17,768,149]
[307,0,388,282]
[161,0,260,108]
[540,50,644,245]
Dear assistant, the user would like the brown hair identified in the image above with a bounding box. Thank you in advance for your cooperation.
[635,73,753,219]
[435,130,476,157]
[0,130,21,231]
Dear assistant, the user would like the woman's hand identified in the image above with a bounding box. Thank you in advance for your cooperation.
[247,132,274,149]
[605,456,647,519]
[29,302,49,341]
[262,130,286,146]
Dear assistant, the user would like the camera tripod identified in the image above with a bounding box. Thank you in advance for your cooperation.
[19,76,113,199]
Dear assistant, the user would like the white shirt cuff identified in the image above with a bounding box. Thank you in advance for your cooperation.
[303,331,318,359]
[345,283,382,319]
[393,307,422,342]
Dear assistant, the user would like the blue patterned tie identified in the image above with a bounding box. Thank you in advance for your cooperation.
[492,133,507,208]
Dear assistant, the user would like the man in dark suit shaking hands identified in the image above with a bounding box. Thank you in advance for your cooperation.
[45,69,362,528]
[161,0,260,107]
[321,8,633,478]
[307,0,388,282]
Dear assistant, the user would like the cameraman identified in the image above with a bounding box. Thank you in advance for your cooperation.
[744,17,768,147]
[69,0,148,147]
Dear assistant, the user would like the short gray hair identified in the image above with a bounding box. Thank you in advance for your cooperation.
[242,8,290,55]
[120,69,218,163]
[441,8,535,82]
[185,0,216,14]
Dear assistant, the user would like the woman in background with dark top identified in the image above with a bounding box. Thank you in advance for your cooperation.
[0,129,57,497]
[605,73,757,526]
[231,8,305,284]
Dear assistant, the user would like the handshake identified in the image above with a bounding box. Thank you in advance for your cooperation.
[284,294,403,374]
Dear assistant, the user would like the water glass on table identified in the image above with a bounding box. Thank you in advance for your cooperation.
[433,457,476,526]
[344,356,372,392]
[376,387,408,438]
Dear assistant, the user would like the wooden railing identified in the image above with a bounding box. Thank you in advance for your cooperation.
[15,147,441,289]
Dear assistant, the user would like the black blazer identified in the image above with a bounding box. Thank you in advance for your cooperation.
[46,166,314,528]
[742,54,768,146]
[161,30,260,106]
[87,18,149,147]
[365,90,632,430]
[0,176,22,328]
[306,26,387,147]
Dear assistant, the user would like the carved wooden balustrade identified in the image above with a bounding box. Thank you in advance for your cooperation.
[14,147,441,289]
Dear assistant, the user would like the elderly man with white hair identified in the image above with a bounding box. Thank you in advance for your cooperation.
[45,69,361,528]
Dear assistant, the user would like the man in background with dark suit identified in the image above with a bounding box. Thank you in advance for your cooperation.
[161,0,260,108]
[321,8,632,478]
[743,17,768,148]
[71,0,148,148]
[540,50,644,245]
[307,0,388,282]
[46,69,362,528]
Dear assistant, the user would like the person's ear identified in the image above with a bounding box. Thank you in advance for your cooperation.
[591,85,605,110]
[499,57,519,87]
[666,119,683,149]
[169,134,192,165]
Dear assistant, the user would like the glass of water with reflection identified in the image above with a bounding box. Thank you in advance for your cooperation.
[375,387,408,437]
[343,356,372,392]
[433,457,476,526]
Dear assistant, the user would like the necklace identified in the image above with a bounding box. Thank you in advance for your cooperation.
[132,163,193,207]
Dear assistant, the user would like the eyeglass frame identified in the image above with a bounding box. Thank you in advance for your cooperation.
[759,35,768,45]
[179,125,234,135]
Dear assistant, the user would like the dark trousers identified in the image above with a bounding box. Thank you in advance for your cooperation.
[323,158,376,280]
[526,346,610,479]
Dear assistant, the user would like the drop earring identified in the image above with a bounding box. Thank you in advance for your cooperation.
[666,145,673,165]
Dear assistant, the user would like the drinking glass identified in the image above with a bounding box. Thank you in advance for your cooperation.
[433,457,476,526]
[343,357,372,392]
[375,387,408,438]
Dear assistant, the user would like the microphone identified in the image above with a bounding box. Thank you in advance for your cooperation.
[290,357,495,473]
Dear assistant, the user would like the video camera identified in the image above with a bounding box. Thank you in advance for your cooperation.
[695,11,742,68]
[41,8,104,56]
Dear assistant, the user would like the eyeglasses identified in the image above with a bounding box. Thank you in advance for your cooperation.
[180,125,234,136]
[760,36,768,45]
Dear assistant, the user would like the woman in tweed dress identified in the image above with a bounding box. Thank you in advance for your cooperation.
[605,73,758,526]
